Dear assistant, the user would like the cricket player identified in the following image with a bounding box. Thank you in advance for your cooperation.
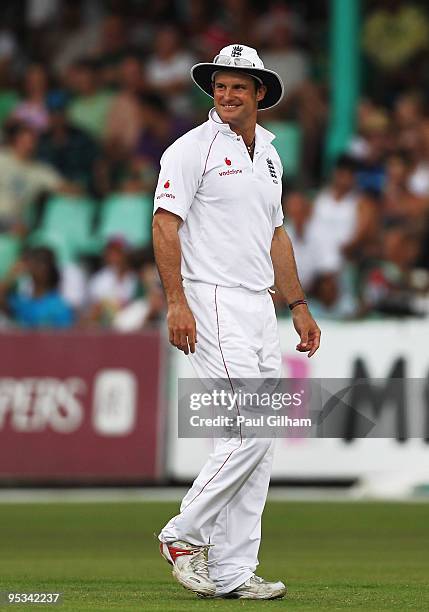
[152,44,321,600]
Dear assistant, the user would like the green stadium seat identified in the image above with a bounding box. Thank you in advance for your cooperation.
[0,234,21,279]
[0,91,20,127]
[40,195,96,259]
[97,193,153,247]
[262,121,302,178]
[26,230,74,265]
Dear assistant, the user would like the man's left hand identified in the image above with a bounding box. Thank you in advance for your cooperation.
[292,306,321,358]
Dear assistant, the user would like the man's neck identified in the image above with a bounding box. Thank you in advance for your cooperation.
[294,221,306,238]
[12,149,30,162]
[214,110,257,147]
[332,186,351,200]
[228,123,256,148]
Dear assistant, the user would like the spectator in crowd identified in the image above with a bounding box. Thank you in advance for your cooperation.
[113,246,166,331]
[59,258,88,314]
[146,25,195,117]
[91,14,137,87]
[381,151,428,227]
[104,54,147,153]
[0,26,19,78]
[362,225,423,317]
[283,191,323,292]
[349,100,388,158]
[66,59,114,140]
[134,93,192,175]
[0,246,74,328]
[216,0,258,47]
[9,235,88,315]
[25,0,61,29]
[192,23,232,64]
[0,123,76,233]
[394,92,424,133]
[410,120,429,198]
[182,0,213,49]
[259,13,309,98]
[95,138,156,197]
[37,92,100,193]
[83,236,138,327]
[11,63,50,132]
[349,104,391,196]
[309,154,378,272]
[307,271,357,320]
[392,93,429,196]
[257,4,326,186]
[51,3,102,77]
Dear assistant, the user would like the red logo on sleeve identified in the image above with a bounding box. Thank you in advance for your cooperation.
[225,158,231,166]
[156,179,175,199]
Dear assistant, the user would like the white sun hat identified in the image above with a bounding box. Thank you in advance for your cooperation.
[191,44,285,110]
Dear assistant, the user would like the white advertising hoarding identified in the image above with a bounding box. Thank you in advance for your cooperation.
[167,320,429,490]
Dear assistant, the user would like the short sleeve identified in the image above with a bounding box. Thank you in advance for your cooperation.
[270,146,284,228]
[32,163,63,192]
[274,163,284,227]
[274,201,284,228]
[153,138,203,221]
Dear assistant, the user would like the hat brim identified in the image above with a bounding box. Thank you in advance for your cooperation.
[191,63,284,110]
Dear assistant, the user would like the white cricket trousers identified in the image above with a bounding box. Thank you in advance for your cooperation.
[159,281,282,595]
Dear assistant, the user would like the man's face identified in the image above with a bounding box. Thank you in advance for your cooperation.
[284,192,311,225]
[14,130,37,159]
[213,71,266,126]
[104,244,127,268]
[386,155,408,184]
[332,167,355,193]
[73,67,96,95]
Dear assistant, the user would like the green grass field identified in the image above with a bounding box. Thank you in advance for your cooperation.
[0,500,428,611]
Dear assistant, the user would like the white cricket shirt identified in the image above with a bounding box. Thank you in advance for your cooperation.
[308,187,359,272]
[153,109,284,291]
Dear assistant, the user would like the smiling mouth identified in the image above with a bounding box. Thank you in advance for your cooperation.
[222,104,240,109]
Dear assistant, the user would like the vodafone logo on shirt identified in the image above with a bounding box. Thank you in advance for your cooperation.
[156,179,176,199]
[219,158,242,177]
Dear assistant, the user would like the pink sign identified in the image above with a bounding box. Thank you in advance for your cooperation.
[0,331,166,483]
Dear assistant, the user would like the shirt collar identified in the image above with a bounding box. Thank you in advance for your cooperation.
[208,108,275,145]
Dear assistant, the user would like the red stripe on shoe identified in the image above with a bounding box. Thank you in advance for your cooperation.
[163,543,197,564]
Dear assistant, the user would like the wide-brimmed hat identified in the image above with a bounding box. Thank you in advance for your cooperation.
[191,44,284,111]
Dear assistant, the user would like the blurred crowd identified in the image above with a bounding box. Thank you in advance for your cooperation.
[0,0,428,329]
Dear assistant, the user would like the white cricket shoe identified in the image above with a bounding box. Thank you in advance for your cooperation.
[159,539,216,597]
[225,574,287,599]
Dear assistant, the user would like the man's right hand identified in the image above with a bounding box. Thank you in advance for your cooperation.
[167,301,197,355]
[153,209,196,354]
